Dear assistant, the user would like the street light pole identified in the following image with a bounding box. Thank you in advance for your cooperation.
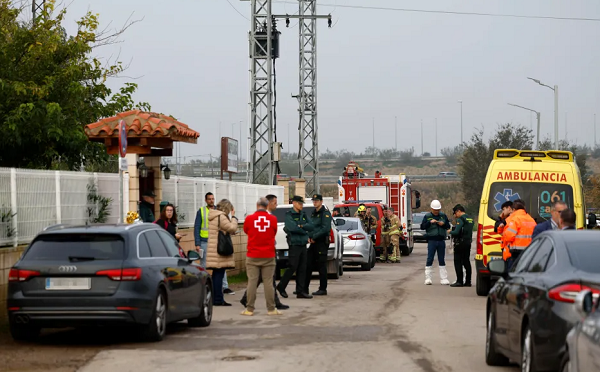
[435,118,438,156]
[395,116,397,151]
[421,119,424,156]
[458,100,463,144]
[528,77,559,149]
[508,103,541,149]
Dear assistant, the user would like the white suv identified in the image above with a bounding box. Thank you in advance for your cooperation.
[271,204,344,280]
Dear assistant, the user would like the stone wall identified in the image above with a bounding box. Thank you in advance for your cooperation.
[0,227,248,324]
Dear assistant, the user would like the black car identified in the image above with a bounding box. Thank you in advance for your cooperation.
[7,223,212,342]
[485,231,600,372]
[563,289,600,372]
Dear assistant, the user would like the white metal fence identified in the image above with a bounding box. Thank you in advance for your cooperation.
[161,176,284,228]
[0,168,283,247]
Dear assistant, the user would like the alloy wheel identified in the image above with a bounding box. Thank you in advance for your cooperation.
[204,284,213,323]
[522,328,532,372]
[156,293,166,336]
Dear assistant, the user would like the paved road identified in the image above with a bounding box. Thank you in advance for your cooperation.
[1,243,520,372]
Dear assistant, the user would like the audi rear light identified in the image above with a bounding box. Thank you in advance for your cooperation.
[329,229,334,242]
[96,268,142,281]
[348,234,365,240]
[476,224,483,256]
[8,269,40,282]
[548,283,600,303]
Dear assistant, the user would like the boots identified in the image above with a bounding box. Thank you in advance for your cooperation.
[439,266,450,285]
[424,266,433,285]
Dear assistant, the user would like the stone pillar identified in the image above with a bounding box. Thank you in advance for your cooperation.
[126,153,139,213]
[277,178,290,202]
[145,156,163,217]
[295,178,306,199]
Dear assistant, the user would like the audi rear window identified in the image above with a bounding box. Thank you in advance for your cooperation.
[567,241,600,274]
[23,234,125,261]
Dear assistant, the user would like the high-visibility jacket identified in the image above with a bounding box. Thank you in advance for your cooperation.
[198,206,210,239]
[501,209,536,260]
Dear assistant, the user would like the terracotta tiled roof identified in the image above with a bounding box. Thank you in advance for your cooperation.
[85,110,199,142]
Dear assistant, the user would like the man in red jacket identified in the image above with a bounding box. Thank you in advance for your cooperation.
[242,197,281,316]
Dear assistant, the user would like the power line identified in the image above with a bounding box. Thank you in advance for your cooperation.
[226,0,250,21]
[273,1,600,22]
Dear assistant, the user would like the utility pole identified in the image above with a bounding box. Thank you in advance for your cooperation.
[372,118,375,150]
[249,0,277,185]
[421,119,424,156]
[435,118,438,157]
[246,0,332,191]
[395,116,398,151]
[32,0,45,23]
[458,100,463,144]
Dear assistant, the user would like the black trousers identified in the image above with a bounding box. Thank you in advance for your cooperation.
[241,269,281,305]
[305,241,328,292]
[278,245,307,294]
[453,242,472,284]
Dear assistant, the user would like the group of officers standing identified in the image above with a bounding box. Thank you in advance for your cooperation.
[354,204,403,263]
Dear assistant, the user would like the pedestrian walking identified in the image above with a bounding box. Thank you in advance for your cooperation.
[276,196,314,299]
[305,194,332,296]
[420,200,450,285]
[240,194,289,310]
[448,204,474,288]
[501,199,536,269]
[194,192,215,269]
[207,199,238,306]
[241,197,281,316]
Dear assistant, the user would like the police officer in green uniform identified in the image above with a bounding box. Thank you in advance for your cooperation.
[305,194,333,296]
[277,196,314,299]
[448,204,474,287]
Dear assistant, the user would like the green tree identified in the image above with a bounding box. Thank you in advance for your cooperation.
[537,137,589,182]
[458,124,534,210]
[0,0,148,170]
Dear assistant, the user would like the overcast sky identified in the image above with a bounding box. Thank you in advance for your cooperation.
[59,0,600,162]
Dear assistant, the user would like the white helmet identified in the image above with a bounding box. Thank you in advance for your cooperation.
[430,200,442,210]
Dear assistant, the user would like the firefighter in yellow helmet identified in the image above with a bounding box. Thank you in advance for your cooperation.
[388,207,402,263]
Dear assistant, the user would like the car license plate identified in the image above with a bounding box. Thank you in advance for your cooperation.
[284,251,288,257]
[45,277,91,290]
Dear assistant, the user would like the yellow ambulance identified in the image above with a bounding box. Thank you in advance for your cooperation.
[475,149,585,296]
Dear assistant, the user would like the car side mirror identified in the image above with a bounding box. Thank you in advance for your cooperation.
[187,250,201,262]
[488,259,507,276]
[575,290,594,318]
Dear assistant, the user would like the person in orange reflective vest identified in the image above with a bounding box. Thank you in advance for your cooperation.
[501,199,536,268]
[496,201,514,260]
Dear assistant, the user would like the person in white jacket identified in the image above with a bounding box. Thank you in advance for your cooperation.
[419,200,451,285]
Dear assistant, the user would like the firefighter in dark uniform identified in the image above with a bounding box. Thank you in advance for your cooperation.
[448,204,474,287]
[305,194,332,296]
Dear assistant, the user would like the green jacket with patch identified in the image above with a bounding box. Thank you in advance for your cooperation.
[309,206,332,243]
[284,209,314,246]
[420,212,450,241]
[449,213,474,244]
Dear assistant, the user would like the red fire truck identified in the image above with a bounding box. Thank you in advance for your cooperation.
[334,162,421,256]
